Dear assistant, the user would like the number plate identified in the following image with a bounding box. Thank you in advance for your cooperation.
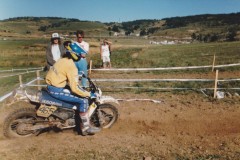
[37,105,57,117]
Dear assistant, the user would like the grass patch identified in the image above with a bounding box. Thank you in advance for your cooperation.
[0,39,240,97]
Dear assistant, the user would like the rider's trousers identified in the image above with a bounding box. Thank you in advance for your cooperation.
[47,85,89,112]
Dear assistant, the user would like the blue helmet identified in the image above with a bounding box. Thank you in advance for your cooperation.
[69,43,87,55]
[66,42,87,61]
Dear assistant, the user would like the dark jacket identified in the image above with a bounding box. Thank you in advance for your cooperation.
[46,43,65,70]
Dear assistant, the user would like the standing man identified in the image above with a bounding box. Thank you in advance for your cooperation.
[45,33,65,71]
[75,30,89,88]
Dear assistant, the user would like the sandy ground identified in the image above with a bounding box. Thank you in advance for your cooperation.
[0,91,240,160]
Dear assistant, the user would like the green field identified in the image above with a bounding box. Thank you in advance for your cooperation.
[0,38,240,98]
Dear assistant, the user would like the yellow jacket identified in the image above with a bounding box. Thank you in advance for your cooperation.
[45,58,90,97]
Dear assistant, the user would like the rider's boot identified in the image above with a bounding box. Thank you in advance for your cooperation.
[79,112,101,136]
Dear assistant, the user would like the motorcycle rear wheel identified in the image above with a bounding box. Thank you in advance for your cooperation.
[3,107,39,138]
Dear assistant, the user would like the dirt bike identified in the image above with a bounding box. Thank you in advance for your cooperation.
[3,75,119,138]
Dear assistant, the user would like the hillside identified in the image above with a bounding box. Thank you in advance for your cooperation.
[0,17,108,39]
[118,12,240,41]
[0,12,240,42]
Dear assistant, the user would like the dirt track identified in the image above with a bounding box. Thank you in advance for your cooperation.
[0,92,240,160]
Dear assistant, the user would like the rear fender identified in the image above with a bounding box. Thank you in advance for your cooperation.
[11,88,28,101]
[25,90,40,103]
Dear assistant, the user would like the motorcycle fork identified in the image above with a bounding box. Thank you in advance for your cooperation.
[88,102,98,117]
[88,103,103,127]
[96,107,107,127]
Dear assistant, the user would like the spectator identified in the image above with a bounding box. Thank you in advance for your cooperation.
[74,30,89,88]
[100,38,112,68]
[45,33,65,71]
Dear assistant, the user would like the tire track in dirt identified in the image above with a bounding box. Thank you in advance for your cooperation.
[0,93,240,159]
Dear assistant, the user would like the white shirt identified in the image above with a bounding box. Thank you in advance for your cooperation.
[51,44,61,61]
[101,44,110,57]
[76,41,89,53]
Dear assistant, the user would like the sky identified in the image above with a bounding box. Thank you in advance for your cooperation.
[1,0,240,22]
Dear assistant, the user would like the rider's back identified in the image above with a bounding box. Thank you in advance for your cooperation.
[46,58,77,88]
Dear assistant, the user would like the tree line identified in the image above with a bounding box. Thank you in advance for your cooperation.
[2,14,240,42]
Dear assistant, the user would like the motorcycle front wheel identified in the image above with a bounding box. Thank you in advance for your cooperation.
[3,107,40,138]
[91,103,119,129]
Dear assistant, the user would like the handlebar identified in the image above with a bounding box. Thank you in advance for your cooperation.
[78,72,98,93]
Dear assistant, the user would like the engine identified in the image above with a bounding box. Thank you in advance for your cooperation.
[52,108,74,120]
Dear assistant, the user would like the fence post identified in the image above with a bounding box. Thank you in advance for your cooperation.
[212,53,216,72]
[19,75,23,88]
[36,70,41,90]
[213,69,219,98]
[89,60,92,75]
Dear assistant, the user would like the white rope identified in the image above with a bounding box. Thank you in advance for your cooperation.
[0,92,13,102]
[93,78,212,82]
[18,78,240,88]
[91,63,240,71]
[20,85,240,91]
[24,77,240,82]
[26,78,38,85]
[0,70,43,79]
[0,72,28,78]
[218,78,240,82]
[1,63,239,73]
[93,78,240,82]
[117,98,163,104]
[0,67,43,73]
[101,86,240,90]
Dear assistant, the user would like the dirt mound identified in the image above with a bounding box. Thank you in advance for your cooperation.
[0,93,240,159]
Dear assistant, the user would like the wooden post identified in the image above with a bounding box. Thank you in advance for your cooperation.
[89,60,92,75]
[212,53,216,72]
[36,70,41,90]
[19,75,23,88]
[213,70,219,98]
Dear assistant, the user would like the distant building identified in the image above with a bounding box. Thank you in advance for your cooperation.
[114,32,119,36]
[149,40,190,45]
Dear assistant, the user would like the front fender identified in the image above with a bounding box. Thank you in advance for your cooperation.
[99,96,119,106]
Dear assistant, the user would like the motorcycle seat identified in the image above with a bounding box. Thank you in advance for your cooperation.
[40,90,76,109]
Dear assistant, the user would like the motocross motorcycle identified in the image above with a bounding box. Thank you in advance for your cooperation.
[3,75,119,138]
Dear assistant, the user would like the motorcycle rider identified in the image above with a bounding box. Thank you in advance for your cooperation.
[45,42,101,135]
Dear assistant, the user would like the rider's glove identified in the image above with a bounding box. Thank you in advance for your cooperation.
[90,92,97,99]
[78,71,86,79]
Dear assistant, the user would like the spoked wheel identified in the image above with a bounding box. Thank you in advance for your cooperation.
[91,104,119,129]
[3,107,40,138]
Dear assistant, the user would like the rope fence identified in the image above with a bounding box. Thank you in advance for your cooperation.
[0,56,240,102]
[0,68,239,102]
[0,67,44,80]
